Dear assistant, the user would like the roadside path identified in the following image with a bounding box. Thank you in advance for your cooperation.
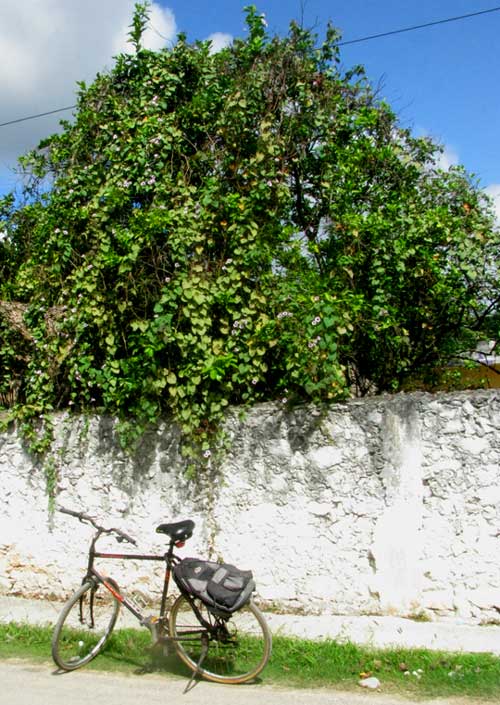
[2,595,499,655]
[0,659,489,705]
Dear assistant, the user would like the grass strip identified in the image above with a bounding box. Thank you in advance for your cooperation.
[1,622,499,700]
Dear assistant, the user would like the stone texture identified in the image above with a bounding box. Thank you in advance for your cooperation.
[1,390,499,622]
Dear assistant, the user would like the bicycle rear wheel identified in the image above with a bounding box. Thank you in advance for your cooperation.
[169,594,272,684]
[52,579,120,670]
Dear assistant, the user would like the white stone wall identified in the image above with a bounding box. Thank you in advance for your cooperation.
[1,390,499,622]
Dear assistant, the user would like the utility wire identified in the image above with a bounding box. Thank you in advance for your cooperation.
[1,6,500,129]
[0,105,76,128]
[338,6,500,46]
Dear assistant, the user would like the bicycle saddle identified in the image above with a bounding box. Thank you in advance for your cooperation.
[156,519,195,542]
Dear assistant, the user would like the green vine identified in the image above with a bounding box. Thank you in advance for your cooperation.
[128,0,152,52]
[43,456,59,514]
[0,4,498,472]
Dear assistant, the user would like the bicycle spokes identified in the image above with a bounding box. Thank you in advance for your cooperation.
[52,581,120,670]
[169,595,271,683]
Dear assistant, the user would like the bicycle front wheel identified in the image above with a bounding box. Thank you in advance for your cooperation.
[169,594,272,684]
[51,579,120,670]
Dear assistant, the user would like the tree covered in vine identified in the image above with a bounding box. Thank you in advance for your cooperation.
[1,3,498,466]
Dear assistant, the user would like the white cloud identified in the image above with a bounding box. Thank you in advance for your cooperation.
[435,145,459,171]
[0,1,176,107]
[206,32,233,54]
[112,3,177,55]
[415,128,459,172]
[484,184,500,223]
[0,1,177,187]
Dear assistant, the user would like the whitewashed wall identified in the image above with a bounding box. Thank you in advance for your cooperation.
[1,390,499,622]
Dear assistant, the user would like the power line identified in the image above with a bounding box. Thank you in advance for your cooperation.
[0,105,76,128]
[1,6,500,130]
[338,6,500,46]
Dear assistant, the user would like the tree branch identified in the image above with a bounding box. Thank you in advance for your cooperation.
[0,300,66,340]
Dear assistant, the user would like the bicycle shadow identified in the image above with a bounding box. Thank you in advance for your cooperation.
[50,648,188,679]
[51,647,266,691]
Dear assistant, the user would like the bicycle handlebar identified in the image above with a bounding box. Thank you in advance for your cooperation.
[59,506,93,521]
[58,506,137,546]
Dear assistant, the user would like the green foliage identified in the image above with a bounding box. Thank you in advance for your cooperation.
[2,623,500,699]
[1,5,499,468]
[128,2,152,53]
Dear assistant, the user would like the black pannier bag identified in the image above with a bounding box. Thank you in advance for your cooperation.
[173,558,256,614]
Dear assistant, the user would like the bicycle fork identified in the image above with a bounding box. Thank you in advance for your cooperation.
[78,581,97,629]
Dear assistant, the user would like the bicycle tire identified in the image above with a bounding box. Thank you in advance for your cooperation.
[51,579,120,670]
[169,594,272,684]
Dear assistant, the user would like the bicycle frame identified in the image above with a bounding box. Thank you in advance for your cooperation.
[82,527,212,637]
[82,526,177,624]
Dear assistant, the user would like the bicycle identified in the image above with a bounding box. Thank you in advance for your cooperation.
[51,507,272,687]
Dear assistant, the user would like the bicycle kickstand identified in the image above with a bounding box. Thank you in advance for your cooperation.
[183,632,209,694]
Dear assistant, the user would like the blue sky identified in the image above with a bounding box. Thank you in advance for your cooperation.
[1,1,499,213]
